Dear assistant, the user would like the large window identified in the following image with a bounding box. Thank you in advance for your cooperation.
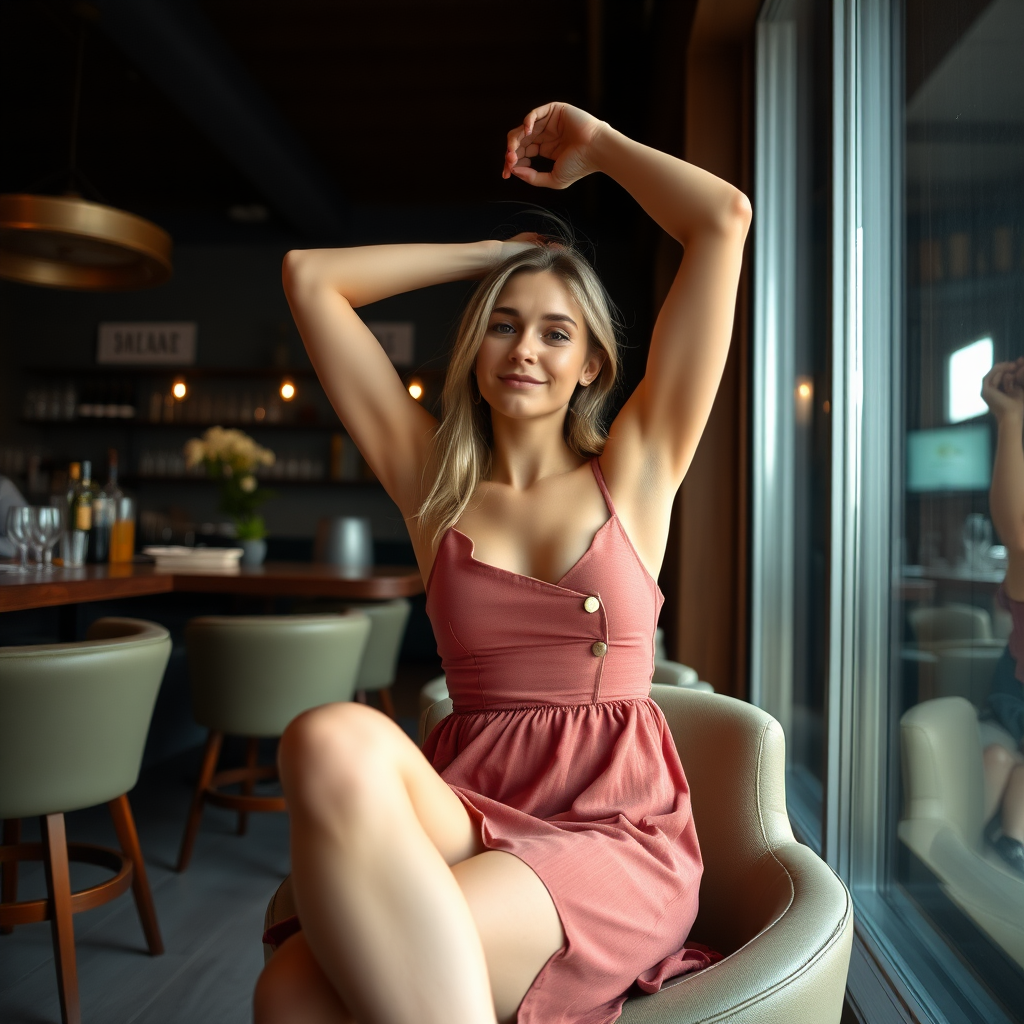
[752,0,833,850]
[755,1,1024,1021]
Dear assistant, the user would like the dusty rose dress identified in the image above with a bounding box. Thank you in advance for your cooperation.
[422,458,714,1024]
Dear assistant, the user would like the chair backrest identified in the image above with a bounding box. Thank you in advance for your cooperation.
[909,603,993,646]
[185,613,371,736]
[340,598,411,691]
[900,696,985,848]
[650,685,794,955]
[0,617,171,818]
[932,642,1004,708]
[420,684,794,957]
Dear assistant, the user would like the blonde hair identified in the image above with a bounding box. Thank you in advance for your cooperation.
[418,245,620,544]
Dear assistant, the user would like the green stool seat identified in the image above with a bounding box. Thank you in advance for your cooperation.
[177,613,371,872]
[0,617,172,1024]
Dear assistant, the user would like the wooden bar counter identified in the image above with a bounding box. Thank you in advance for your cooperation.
[0,561,424,613]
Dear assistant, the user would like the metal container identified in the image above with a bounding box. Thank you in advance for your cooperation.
[314,516,373,572]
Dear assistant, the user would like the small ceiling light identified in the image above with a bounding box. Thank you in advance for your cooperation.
[408,381,424,401]
[172,379,187,400]
[280,379,296,401]
[796,382,812,399]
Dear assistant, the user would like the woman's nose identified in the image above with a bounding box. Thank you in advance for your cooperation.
[509,330,540,362]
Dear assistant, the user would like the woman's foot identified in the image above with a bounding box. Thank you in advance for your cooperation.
[993,835,1024,877]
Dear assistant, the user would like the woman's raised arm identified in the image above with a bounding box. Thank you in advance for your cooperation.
[283,241,506,515]
[984,360,1024,599]
[505,103,750,564]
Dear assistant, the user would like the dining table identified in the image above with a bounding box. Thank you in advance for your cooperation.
[0,560,425,614]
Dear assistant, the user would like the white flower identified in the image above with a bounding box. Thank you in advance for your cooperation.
[240,475,257,493]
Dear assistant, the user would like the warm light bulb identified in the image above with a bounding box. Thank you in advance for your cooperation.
[797,382,812,399]
[408,381,424,401]
[172,380,187,400]
[280,380,296,401]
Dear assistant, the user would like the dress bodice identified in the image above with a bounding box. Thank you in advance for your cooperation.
[424,458,665,710]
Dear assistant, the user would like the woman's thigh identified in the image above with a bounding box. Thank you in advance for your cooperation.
[453,850,565,1024]
[281,701,483,865]
[257,851,565,1024]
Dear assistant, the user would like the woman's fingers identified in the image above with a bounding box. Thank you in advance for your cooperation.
[510,165,559,189]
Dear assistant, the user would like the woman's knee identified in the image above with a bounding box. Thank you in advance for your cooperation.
[279,702,401,816]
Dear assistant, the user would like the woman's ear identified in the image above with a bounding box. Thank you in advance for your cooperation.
[579,347,607,387]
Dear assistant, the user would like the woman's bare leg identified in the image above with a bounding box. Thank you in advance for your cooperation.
[984,744,1017,822]
[255,849,564,1024]
[264,702,564,1024]
[1002,762,1024,842]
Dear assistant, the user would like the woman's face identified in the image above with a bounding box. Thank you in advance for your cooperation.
[475,270,604,422]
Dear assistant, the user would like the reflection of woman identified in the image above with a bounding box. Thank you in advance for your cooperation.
[980,360,1024,875]
[255,102,750,1023]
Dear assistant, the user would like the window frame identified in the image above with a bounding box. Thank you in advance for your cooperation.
[754,1,1023,1021]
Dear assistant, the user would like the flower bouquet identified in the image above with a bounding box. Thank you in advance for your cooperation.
[184,427,276,541]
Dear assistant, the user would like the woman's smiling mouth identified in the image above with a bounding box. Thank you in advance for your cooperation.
[498,373,545,387]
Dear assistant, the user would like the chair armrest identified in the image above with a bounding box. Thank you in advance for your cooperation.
[620,842,853,1024]
[653,660,700,688]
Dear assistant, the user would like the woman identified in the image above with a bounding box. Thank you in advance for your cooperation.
[980,359,1024,875]
[255,102,751,1024]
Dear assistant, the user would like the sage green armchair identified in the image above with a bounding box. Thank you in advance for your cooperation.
[268,685,854,1022]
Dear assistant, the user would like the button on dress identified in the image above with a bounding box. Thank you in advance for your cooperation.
[423,457,715,1024]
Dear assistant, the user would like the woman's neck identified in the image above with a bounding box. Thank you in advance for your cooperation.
[488,409,584,490]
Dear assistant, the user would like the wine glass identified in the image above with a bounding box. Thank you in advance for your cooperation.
[29,505,64,571]
[5,506,31,572]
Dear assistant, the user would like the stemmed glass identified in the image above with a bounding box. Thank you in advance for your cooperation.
[28,505,65,571]
[5,506,32,572]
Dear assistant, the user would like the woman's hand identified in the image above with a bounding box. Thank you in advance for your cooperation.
[983,360,1024,423]
[480,232,562,273]
[503,102,607,189]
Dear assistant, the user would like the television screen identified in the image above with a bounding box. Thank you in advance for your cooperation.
[906,425,991,493]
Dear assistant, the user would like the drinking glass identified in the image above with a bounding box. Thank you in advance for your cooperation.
[29,505,64,570]
[109,496,136,563]
[5,506,31,571]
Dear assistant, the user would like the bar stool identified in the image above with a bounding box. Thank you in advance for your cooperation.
[342,598,411,718]
[176,613,371,872]
[0,618,171,1024]
[293,598,412,718]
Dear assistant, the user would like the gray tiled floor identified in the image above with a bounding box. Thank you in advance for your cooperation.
[0,743,292,1024]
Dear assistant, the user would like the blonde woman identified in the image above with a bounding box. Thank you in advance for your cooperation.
[255,102,750,1024]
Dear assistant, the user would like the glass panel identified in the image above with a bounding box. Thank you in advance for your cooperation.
[895,0,1024,1014]
[766,0,833,845]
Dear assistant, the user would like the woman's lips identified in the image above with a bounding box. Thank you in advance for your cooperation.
[499,374,544,388]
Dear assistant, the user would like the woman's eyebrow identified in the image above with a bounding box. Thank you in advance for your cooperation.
[491,306,578,328]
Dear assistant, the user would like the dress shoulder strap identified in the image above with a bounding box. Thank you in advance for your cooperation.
[590,456,616,516]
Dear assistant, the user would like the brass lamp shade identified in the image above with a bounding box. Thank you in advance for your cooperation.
[0,193,173,291]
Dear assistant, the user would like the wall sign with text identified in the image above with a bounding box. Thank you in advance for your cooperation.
[97,322,197,365]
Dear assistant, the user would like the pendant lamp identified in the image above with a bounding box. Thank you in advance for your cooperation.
[0,18,173,291]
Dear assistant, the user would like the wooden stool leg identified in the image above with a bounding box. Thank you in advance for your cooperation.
[176,731,223,873]
[41,814,80,1024]
[237,737,260,836]
[108,795,164,955]
[378,687,396,720]
[1,818,21,934]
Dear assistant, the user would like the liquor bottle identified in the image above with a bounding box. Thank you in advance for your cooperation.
[91,450,120,563]
[74,460,94,545]
[66,462,81,520]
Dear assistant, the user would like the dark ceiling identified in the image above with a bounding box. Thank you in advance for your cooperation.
[0,0,674,232]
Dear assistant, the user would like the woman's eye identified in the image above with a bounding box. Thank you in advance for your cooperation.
[491,322,515,334]
[547,330,570,343]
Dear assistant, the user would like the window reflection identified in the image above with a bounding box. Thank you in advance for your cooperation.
[897,0,1024,993]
